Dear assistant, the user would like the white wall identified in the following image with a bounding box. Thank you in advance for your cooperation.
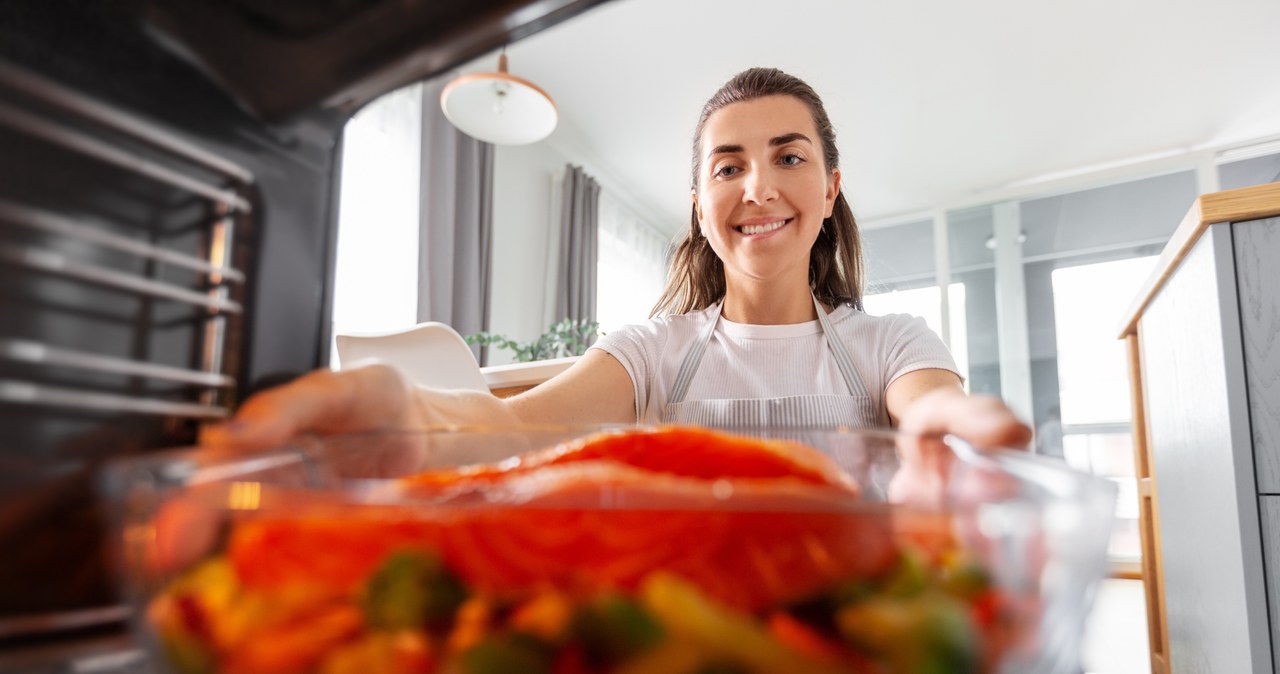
[488,142,574,365]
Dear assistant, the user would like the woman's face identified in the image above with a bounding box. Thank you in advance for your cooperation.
[693,95,840,288]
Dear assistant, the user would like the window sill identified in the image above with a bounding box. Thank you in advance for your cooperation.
[481,356,579,391]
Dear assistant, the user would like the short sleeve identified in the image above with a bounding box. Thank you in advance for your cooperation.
[590,322,660,419]
[881,314,962,386]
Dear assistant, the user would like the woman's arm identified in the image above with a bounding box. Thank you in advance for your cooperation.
[200,350,637,452]
[506,348,636,424]
[885,368,1032,449]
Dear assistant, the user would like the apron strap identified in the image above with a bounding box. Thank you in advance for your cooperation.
[667,301,724,405]
[812,295,869,398]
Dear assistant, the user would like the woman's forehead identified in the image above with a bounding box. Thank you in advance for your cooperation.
[701,95,818,150]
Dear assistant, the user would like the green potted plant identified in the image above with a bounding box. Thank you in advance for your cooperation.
[465,318,600,363]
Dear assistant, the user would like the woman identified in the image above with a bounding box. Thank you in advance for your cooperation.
[202,68,1029,454]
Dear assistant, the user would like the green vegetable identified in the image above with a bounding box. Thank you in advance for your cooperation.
[571,593,665,666]
[457,632,554,674]
[160,630,215,674]
[836,591,980,674]
[939,554,993,599]
[880,549,930,599]
[363,551,467,630]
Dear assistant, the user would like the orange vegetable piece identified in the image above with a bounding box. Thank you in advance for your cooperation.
[220,604,363,674]
[765,612,885,673]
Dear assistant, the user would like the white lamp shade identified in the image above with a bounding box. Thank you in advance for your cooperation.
[440,73,558,146]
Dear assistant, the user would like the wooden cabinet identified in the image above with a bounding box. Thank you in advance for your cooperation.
[1121,182,1280,674]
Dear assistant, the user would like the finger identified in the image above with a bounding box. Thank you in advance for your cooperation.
[887,434,952,507]
[148,492,222,575]
[200,364,410,453]
[898,390,1032,450]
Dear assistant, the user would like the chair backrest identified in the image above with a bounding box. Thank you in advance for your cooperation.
[334,322,489,392]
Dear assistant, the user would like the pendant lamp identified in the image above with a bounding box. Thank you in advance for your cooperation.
[440,50,558,145]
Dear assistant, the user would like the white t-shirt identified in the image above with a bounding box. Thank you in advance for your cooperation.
[591,304,961,426]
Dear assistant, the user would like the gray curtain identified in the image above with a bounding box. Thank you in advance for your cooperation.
[418,78,495,363]
[555,164,601,325]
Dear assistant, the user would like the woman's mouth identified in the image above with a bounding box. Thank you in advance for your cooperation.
[734,218,791,235]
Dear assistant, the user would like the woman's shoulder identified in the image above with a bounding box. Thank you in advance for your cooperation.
[831,304,935,337]
[597,305,715,346]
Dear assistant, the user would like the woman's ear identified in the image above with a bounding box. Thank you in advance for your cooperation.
[691,190,705,234]
[824,169,842,218]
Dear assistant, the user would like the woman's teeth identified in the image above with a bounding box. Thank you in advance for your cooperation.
[739,219,788,235]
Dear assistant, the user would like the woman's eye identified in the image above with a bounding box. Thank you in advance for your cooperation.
[780,153,804,166]
[715,166,739,178]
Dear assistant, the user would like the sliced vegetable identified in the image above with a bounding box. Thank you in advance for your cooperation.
[640,573,847,674]
[457,632,555,674]
[837,591,980,674]
[510,590,574,643]
[158,627,216,674]
[609,639,706,674]
[320,630,435,674]
[879,549,929,598]
[570,593,665,666]
[766,612,850,665]
[938,551,992,599]
[364,551,468,630]
[220,604,364,674]
[445,596,493,654]
[689,660,753,674]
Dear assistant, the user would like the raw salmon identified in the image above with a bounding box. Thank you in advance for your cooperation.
[227,428,906,611]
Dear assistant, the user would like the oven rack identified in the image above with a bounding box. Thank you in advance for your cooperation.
[0,61,254,420]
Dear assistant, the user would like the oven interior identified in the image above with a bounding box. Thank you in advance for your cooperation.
[0,0,605,669]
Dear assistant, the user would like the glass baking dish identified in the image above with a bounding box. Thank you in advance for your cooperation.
[103,426,1116,674]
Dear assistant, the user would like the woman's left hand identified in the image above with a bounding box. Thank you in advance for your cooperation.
[897,387,1032,450]
[888,387,1032,506]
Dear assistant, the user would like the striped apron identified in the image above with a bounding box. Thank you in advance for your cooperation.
[660,296,880,429]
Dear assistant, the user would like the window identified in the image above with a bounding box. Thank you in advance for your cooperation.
[330,84,423,365]
[863,283,969,384]
[595,191,669,333]
[1050,255,1158,563]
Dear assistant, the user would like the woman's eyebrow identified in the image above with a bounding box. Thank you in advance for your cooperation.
[707,133,812,159]
[770,132,812,146]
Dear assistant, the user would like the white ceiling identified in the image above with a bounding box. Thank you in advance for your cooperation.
[467,0,1280,236]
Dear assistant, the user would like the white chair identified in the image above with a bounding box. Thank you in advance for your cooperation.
[334,322,489,392]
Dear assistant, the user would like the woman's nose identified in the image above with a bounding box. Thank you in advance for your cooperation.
[741,167,779,204]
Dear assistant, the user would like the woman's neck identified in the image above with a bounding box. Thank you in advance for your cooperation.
[720,276,823,325]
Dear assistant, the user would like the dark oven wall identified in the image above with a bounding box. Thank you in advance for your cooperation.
[0,2,346,630]
[0,0,612,643]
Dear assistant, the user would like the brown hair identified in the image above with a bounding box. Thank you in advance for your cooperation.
[651,67,864,317]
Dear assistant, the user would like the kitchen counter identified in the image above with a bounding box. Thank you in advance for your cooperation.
[481,356,579,398]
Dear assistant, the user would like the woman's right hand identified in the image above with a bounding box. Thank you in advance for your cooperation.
[149,364,420,575]
[198,362,420,453]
